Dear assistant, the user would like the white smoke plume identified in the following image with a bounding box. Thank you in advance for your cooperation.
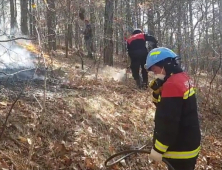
[0,36,35,70]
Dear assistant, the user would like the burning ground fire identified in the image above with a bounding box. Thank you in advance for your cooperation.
[17,41,65,68]
[16,41,52,65]
[18,42,39,54]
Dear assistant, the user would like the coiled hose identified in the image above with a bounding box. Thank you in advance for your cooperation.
[104,145,175,170]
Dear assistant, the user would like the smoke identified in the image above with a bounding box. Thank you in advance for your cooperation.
[0,43,35,69]
[0,35,39,80]
[0,2,40,80]
[100,65,127,82]
[0,37,35,69]
[112,69,127,82]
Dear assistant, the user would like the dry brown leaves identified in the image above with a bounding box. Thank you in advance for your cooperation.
[0,58,222,170]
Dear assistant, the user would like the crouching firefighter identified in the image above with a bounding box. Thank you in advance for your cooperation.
[126,29,158,89]
[145,47,201,170]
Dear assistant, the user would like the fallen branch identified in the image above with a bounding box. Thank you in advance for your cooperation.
[0,37,36,42]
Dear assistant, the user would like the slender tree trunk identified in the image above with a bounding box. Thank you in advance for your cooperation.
[75,20,80,48]
[47,0,56,50]
[32,0,37,36]
[65,24,69,58]
[65,0,71,57]
[90,2,96,54]
[104,0,114,66]
[148,7,154,35]
[177,1,182,58]
[135,0,138,27]
[156,10,161,45]
[120,0,125,54]
[126,1,132,33]
[68,24,73,48]
[141,0,145,29]
[67,0,72,48]
[10,0,16,34]
[219,0,222,75]
[21,0,28,35]
[2,0,5,26]
[29,0,32,36]
[189,0,194,48]
[114,0,118,55]
[212,0,216,58]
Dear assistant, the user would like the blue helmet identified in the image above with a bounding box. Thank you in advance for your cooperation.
[145,47,178,70]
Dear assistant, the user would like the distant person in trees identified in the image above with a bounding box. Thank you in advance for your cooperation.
[126,29,158,89]
[145,47,201,170]
[83,19,93,58]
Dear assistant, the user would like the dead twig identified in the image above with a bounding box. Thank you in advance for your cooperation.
[33,94,43,111]
[0,88,24,140]
[0,37,36,42]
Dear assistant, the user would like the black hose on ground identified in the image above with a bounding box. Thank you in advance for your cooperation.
[104,147,175,170]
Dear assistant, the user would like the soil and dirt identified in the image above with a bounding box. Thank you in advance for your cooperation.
[0,46,221,170]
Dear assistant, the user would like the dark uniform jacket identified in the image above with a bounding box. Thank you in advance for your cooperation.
[83,24,92,40]
[127,33,157,58]
[153,72,201,161]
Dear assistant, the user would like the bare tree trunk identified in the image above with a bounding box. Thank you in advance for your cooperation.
[148,7,154,35]
[189,0,194,48]
[65,0,71,57]
[135,0,138,28]
[120,0,125,55]
[141,0,145,29]
[68,0,72,48]
[156,10,161,45]
[29,0,32,36]
[104,0,114,66]
[20,0,28,35]
[90,2,96,54]
[68,24,73,48]
[218,0,222,75]
[212,0,216,58]
[126,1,132,33]
[114,0,119,55]
[65,23,69,58]
[10,0,16,34]
[183,1,189,70]
[75,20,80,48]
[32,0,37,36]
[177,1,182,58]
[47,0,56,50]
[2,0,5,26]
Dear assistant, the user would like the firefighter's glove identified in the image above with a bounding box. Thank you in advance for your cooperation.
[149,78,164,91]
[152,91,159,104]
[149,148,162,162]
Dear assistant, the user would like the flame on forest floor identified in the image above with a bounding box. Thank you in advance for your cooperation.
[16,42,62,67]
[18,42,51,62]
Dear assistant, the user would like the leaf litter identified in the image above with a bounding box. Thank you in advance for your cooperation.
[0,55,221,170]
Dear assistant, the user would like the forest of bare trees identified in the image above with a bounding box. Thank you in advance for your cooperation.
[0,1,222,169]
[0,0,221,73]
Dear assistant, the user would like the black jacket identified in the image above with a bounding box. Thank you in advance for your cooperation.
[83,24,92,40]
[153,72,201,161]
[126,33,157,58]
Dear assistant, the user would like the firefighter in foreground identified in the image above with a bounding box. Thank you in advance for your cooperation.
[126,29,158,89]
[145,47,201,170]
